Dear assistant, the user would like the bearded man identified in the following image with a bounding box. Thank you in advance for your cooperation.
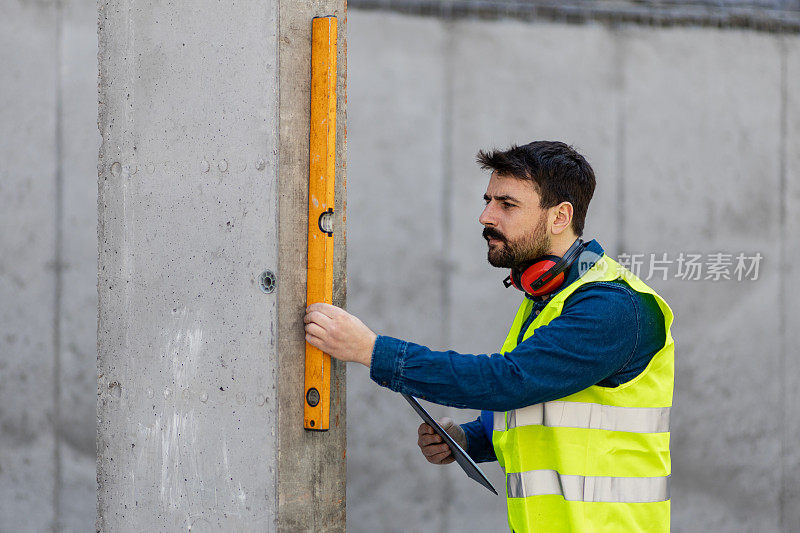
[304,141,674,533]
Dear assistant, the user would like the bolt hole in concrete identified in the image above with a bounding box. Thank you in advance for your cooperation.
[108,381,122,398]
[259,270,276,293]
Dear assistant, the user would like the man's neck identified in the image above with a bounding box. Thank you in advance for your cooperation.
[547,234,579,258]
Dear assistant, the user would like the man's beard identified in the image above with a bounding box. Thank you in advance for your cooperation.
[483,214,550,269]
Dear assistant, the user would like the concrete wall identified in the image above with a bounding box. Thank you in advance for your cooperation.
[349,0,800,32]
[345,10,800,533]
[0,0,97,531]
[1,3,799,532]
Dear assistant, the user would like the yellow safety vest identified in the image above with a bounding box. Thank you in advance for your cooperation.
[492,254,674,533]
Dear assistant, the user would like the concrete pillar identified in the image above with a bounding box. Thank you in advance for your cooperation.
[276,2,348,531]
[97,1,346,530]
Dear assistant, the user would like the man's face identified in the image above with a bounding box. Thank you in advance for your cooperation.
[479,172,550,269]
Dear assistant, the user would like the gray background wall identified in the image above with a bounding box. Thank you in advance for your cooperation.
[1,0,799,531]
[1,1,97,531]
[344,9,800,533]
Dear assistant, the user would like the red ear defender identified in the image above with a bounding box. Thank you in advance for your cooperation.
[502,238,587,298]
[507,256,565,297]
[518,257,566,296]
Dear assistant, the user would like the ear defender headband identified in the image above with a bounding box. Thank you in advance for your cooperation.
[503,238,587,298]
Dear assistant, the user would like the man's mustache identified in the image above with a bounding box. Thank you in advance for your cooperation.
[483,228,506,242]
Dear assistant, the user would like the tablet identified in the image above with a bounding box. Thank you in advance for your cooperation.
[403,394,498,495]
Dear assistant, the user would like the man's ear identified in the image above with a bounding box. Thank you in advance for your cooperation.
[550,202,574,235]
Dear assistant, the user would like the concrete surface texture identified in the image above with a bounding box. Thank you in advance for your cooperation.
[345,10,800,533]
[2,2,799,532]
[96,0,347,531]
[96,0,283,530]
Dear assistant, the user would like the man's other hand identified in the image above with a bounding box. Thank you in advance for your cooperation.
[417,417,467,465]
[304,303,377,367]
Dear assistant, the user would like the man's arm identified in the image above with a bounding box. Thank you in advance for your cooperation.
[461,414,497,463]
[305,282,644,412]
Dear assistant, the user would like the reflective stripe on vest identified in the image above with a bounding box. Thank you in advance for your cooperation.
[494,401,670,434]
[507,470,670,503]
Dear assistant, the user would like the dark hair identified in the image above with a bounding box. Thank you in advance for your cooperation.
[476,141,596,236]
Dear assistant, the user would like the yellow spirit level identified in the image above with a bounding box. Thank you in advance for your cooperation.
[304,16,337,431]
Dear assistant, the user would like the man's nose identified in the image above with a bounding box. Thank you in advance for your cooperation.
[479,204,496,227]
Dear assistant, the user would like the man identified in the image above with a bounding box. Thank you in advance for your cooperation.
[304,141,674,532]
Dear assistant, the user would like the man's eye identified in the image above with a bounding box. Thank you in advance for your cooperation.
[503,202,514,208]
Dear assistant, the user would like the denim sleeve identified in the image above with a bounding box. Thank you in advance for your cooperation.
[369,283,641,412]
[460,415,497,463]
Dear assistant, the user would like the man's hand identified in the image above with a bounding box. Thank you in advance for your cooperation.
[417,417,467,465]
[304,303,377,367]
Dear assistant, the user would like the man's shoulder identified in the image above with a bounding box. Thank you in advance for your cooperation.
[562,278,666,385]
[564,279,664,328]
[564,279,640,311]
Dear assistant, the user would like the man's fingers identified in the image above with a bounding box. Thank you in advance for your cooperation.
[418,433,443,447]
[422,443,451,459]
[305,333,325,350]
[303,310,333,326]
[306,302,341,318]
[304,322,327,339]
[417,422,455,465]
[426,449,453,464]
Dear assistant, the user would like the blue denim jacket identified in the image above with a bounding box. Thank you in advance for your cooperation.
[369,240,666,462]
